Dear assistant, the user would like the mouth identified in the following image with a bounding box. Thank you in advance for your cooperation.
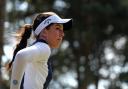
[57,38,62,42]
[57,38,62,41]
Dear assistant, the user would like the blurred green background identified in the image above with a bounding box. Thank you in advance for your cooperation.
[0,0,128,89]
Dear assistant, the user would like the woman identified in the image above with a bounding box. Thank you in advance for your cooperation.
[9,12,72,89]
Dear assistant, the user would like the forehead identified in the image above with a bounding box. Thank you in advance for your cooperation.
[52,23,63,28]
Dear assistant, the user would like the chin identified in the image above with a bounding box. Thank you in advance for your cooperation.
[52,44,60,48]
[53,45,60,48]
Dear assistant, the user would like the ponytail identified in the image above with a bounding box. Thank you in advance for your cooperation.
[7,24,32,70]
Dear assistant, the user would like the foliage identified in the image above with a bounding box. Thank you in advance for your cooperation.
[1,0,128,89]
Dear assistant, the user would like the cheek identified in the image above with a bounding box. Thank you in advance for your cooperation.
[48,32,61,48]
[50,31,59,38]
[48,31,58,43]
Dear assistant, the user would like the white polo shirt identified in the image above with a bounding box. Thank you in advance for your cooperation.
[10,41,51,89]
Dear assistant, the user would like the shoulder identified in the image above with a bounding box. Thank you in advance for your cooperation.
[18,42,51,55]
[35,42,51,57]
[15,42,51,62]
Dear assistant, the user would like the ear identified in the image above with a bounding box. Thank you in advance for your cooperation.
[39,28,48,39]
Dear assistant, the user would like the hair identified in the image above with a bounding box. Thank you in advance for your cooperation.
[7,12,57,70]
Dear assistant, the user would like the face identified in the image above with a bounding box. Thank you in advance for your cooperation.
[41,23,64,48]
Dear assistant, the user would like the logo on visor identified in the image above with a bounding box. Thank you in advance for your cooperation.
[44,19,51,25]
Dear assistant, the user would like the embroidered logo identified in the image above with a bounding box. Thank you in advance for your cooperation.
[13,80,18,85]
[44,19,51,25]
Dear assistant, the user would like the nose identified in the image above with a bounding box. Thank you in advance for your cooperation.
[61,31,64,37]
[61,30,65,38]
[59,30,64,38]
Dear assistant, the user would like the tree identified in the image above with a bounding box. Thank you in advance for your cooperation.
[52,0,128,89]
[64,0,128,89]
[0,0,9,89]
[3,0,128,89]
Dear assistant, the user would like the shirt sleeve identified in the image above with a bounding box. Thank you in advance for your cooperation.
[10,43,51,89]
[10,51,28,89]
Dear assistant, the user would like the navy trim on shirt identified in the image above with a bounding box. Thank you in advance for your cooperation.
[20,74,24,89]
[43,58,53,89]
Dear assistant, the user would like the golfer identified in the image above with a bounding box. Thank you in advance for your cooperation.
[9,12,72,89]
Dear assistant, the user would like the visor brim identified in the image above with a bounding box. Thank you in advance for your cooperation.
[55,19,73,30]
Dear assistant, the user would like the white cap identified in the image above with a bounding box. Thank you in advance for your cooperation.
[34,15,72,36]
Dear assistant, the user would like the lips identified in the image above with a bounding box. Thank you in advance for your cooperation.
[57,38,62,43]
[57,38,62,40]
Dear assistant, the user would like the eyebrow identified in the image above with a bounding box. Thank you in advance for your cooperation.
[55,24,63,28]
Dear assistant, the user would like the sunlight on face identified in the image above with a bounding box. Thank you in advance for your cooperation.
[46,23,64,48]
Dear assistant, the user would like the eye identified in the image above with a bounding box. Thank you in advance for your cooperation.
[56,27,61,30]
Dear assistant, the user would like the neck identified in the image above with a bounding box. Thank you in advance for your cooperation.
[38,36,48,44]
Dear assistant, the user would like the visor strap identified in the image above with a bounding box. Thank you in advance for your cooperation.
[34,15,61,36]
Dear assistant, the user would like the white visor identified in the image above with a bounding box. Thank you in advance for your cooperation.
[34,15,72,36]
